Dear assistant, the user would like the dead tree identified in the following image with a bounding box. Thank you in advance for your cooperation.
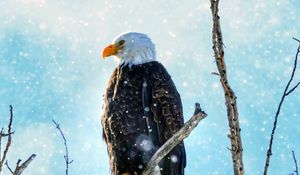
[0,105,36,175]
[210,1,244,175]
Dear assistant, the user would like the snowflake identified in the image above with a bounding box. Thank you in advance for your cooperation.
[170,155,178,163]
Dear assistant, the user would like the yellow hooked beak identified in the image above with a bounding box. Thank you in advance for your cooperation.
[102,44,118,59]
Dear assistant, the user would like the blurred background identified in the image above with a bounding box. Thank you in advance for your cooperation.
[0,0,300,174]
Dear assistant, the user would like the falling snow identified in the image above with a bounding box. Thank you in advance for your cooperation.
[170,155,178,163]
[143,82,147,87]
[144,107,150,112]
[135,134,154,152]
[0,0,299,175]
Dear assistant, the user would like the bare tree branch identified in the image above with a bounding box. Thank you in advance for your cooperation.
[52,119,73,175]
[210,1,244,175]
[0,105,14,172]
[0,128,3,162]
[4,160,14,174]
[0,132,15,137]
[285,81,300,96]
[0,106,36,175]
[8,154,37,175]
[211,72,220,76]
[293,37,300,43]
[291,151,299,175]
[142,103,207,175]
[263,38,300,175]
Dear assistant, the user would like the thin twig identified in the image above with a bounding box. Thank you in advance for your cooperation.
[0,132,15,137]
[210,1,244,175]
[0,128,3,162]
[52,120,73,175]
[0,105,14,172]
[4,160,13,174]
[211,72,220,76]
[291,151,299,175]
[286,82,300,96]
[263,38,300,175]
[142,103,207,175]
[13,159,22,174]
[293,37,300,43]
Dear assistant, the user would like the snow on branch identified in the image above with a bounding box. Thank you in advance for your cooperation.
[210,1,245,175]
[263,38,300,175]
[52,119,73,175]
[142,103,207,175]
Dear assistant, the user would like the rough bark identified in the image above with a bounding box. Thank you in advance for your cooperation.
[210,1,244,175]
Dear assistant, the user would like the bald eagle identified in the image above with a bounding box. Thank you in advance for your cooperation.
[101,32,186,175]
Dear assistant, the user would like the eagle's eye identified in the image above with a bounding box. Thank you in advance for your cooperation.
[118,40,125,46]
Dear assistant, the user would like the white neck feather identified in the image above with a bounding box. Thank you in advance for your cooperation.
[119,46,156,67]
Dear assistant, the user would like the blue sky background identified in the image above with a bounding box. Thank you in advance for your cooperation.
[0,0,300,174]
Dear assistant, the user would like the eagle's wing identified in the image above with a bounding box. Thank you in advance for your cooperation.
[149,62,186,175]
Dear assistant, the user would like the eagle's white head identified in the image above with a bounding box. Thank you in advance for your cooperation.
[102,32,156,67]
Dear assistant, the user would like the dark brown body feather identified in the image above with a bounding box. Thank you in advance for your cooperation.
[102,61,186,175]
